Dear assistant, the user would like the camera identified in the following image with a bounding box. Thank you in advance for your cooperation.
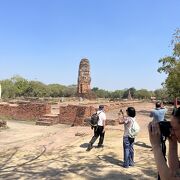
[158,121,172,138]
[118,109,124,115]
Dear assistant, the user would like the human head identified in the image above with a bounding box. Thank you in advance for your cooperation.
[99,105,104,110]
[126,107,136,117]
[156,101,161,108]
[171,107,180,142]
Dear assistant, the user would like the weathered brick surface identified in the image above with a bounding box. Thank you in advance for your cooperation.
[0,100,141,126]
[59,105,96,126]
[0,102,51,121]
[58,101,141,126]
[77,58,91,96]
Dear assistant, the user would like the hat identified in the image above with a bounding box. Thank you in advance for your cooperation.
[99,105,104,110]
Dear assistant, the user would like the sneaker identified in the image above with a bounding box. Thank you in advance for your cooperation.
[86,144,92,151]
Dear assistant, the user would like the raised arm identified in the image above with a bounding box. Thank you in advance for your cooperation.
[148,122,179,180]
[168,136,179,175]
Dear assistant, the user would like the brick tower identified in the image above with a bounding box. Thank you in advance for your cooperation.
[77,58,91,97]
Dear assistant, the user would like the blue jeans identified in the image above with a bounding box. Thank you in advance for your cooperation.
[123,136,134,167]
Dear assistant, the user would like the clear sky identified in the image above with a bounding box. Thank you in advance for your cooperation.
[0,0,179,91]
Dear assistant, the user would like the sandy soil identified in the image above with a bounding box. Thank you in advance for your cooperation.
[0,102,175,180]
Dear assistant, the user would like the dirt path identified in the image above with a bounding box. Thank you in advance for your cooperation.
[0,102,169,179]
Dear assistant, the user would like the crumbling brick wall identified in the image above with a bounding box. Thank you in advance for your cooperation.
[0,102,51,121]
[58,101,141,126]
[59,105,96,126]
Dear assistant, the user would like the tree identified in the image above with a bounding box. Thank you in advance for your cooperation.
[158,29,180,98]
[136,89,152,99]
[154,88,168,100]
[0,79,16,98]
[64,85,77,97]
[27,81,49,97]
[110,90,124,99]
[48,84,66,97]
[11,75,30,97]
[92,87,110,98]
[165,62,180,98]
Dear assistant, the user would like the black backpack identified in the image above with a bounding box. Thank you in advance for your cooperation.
[89,112,101,127]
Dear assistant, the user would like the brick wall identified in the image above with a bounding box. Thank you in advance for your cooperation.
[58,101,141,126]
[0,102,51,121]
[59,105,96,126]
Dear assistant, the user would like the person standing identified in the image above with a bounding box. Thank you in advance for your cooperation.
[150,102,167,122]
[86,105,106,151]
[119,107,137,168]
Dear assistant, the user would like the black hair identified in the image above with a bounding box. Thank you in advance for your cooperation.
[99,105,104,110]
[126,107,136,118]
[156,102,161,108]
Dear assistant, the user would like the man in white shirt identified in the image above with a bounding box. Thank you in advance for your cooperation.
[87,105,106,151]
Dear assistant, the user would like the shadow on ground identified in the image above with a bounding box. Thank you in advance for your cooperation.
[0,144,157,180]
[134,141,152,149]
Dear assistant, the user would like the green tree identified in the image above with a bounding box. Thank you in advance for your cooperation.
[64,85,77,97]
[165,62,180,97]
[135,89,152,99]
[48,84,66,97]
[92,87,110,98]
[0,79,16,98]
[158,29,180,98]
[27,81,49,97]
[11,75,30,97]
[154,88,168,100]
[110,90,124,99]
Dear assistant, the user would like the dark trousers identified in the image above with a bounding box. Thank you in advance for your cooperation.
[123,136,135,167]
[89,126,105,146]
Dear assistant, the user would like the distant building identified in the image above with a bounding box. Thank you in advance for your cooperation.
[128,90,132,100]
[77,58,91,97]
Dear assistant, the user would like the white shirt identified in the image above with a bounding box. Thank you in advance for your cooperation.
[97,110,106,126]
[124,116,134,137]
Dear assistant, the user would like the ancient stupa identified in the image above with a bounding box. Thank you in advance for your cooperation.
[128,90,132,100]
[77,58,91,97]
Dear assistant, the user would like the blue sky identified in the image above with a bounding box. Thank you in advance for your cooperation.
[0,0,179,91]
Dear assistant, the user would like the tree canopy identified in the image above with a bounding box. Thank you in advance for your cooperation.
[158,28,180,98]
[0,76,159,100]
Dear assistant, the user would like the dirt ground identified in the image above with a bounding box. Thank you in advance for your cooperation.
[0,102,176,180]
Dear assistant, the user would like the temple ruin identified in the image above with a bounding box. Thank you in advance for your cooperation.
[128,90,132,100]
[77,58,91,97]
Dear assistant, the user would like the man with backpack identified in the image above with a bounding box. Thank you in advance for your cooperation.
[86,105,106,151]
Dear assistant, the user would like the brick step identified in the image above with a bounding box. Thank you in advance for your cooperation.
[36,114,60,126]
[42,114,59,118]
[36,121,53,126]
[38,117,54,122]
[38,118,59,123]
